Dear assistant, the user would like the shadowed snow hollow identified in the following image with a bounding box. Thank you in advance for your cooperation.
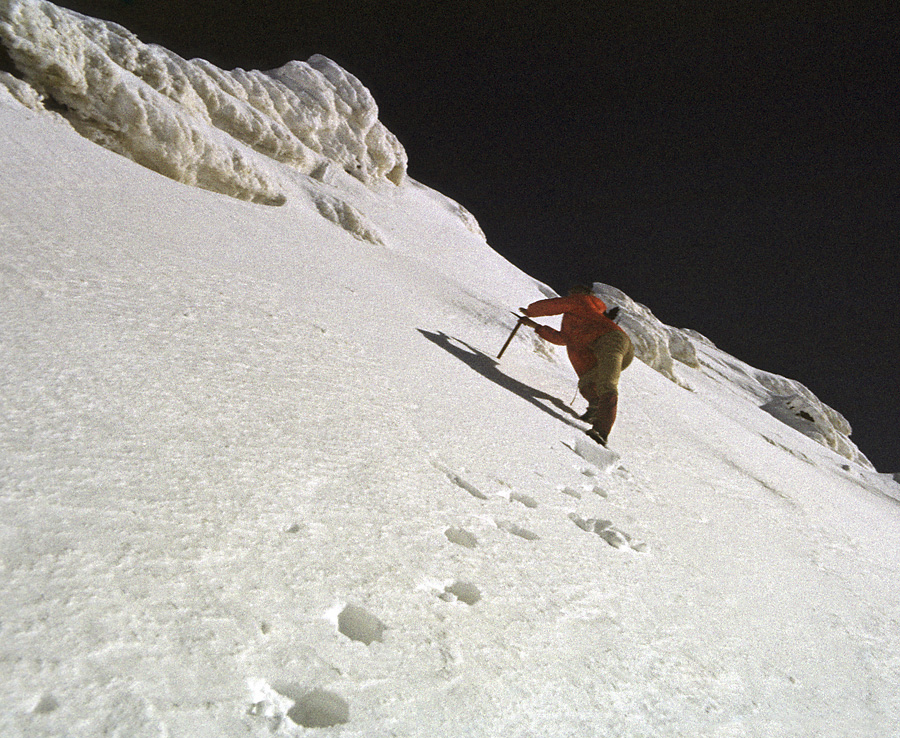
[0,0,407,204]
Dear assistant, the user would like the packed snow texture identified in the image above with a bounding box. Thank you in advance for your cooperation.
[3,4,900,737]
[0,0,407,206]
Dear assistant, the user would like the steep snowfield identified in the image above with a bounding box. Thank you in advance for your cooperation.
[3,6,900,737]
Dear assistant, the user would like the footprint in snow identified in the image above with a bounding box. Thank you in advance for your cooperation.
[288,689,350,729]
[336,604,387,645]
[248,680,350,731]
[444,526,478,548]
[560,484,608,499]
[440,580,481,605]
[569,513,646,552]
[509,492,538,508]
[570,436,622,472]
[32,694,59,714]
[438,466,488,500]
[496,519,540,541]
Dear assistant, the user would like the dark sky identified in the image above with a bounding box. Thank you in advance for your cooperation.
[46,1,899,472]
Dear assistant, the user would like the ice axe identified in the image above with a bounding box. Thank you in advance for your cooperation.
[497,312,538,359]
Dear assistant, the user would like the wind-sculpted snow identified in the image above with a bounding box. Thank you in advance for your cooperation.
[594,282,871,467]
[312,192,386,245]
[593,283,700,387]
[0,0,407,204]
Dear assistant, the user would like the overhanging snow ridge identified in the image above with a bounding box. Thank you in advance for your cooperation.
[0,0,407,204]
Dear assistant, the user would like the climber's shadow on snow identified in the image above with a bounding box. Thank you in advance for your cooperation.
[418,330,582,428]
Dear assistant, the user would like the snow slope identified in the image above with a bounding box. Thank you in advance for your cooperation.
[3,4,900,736]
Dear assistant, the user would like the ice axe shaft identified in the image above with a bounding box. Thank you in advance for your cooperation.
[497,312,526,359]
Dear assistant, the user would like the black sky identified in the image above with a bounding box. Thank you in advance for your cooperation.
[46,1,900,472]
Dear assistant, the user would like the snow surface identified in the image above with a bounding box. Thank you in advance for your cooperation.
[3,3,900,736]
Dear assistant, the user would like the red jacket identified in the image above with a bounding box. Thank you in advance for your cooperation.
[524,294,623,376]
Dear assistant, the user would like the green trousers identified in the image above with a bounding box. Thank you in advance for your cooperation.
[577,330,634,401]
[577,330,634,440]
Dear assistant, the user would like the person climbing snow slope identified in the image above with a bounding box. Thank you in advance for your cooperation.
[521,285,634,445]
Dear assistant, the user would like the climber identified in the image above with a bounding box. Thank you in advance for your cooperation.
[520,284,633,445]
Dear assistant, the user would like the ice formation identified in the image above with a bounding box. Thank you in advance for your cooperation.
[594,282,870,467]
[0,0,407,205]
